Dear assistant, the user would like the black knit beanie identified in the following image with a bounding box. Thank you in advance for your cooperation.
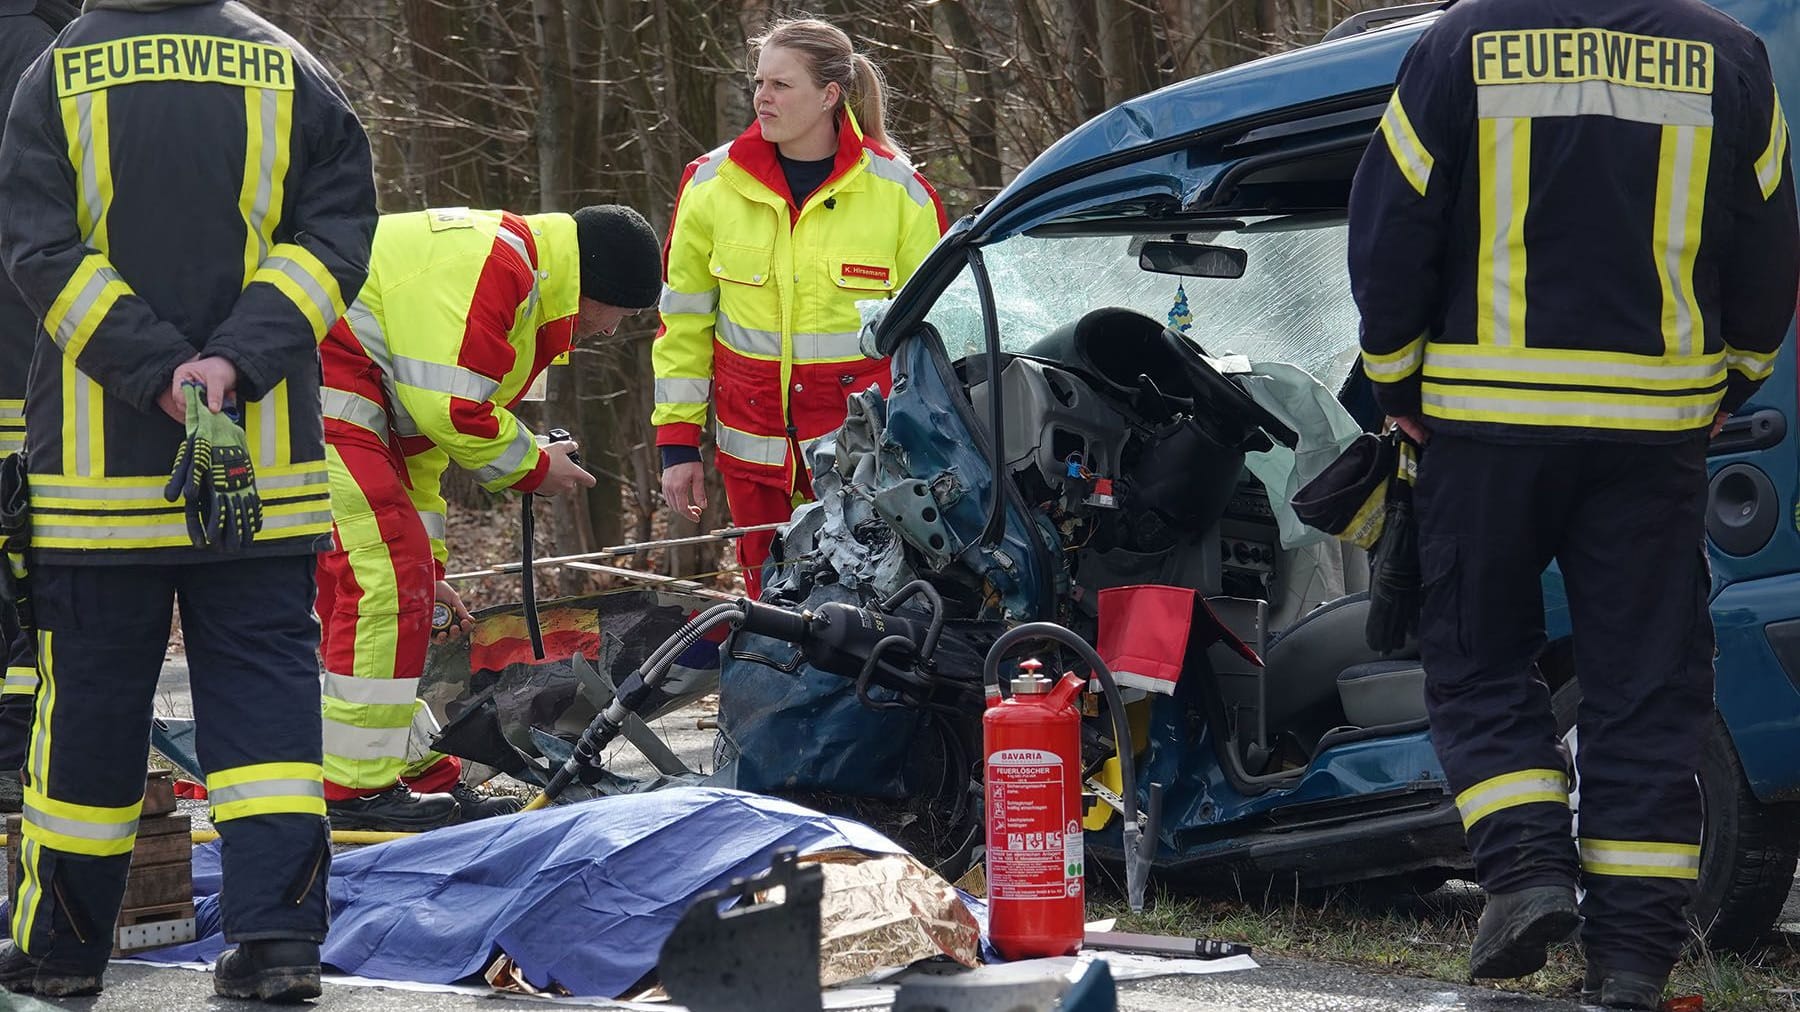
[573,205,662,309]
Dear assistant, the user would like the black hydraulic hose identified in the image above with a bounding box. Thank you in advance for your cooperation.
[529,601,746,808]
[521,496,544,659]
[983,622,1155,912]
[881,579,946,661]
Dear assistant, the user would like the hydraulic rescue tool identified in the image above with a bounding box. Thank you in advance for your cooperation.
[518,589,1159,921]
[522,579,952,811]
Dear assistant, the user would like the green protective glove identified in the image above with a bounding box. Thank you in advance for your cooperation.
[164,383,214,547]
[162,382,263,550]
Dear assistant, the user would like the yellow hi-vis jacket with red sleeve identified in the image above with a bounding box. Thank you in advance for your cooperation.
[652,110,946,487]
[320,207,579,576]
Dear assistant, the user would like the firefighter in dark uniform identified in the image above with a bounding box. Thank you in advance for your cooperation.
[0,0,376,1000]
[0,1,77,816]
[1350,0,1799,1005]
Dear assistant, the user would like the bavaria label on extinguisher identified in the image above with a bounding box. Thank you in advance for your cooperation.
[988,748,1083,900]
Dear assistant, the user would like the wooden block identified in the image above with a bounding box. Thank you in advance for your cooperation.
[141,770,177,818]
[129,830,191,866]
[134,813,191,838]
[121,861,193,910]
[113,901,196,957]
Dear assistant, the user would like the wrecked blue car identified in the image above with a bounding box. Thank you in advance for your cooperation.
[719,0,1800,951]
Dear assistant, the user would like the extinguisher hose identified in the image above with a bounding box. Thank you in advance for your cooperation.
[982,622,1154,912]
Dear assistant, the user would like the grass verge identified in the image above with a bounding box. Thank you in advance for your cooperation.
[1090,879,1800,1010]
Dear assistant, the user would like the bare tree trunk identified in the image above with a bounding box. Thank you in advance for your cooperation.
[1097,0,1162,105]
[939,1,1002,195]
[1066,0,1108,120]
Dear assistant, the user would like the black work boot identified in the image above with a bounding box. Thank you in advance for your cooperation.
[325,783,458,832]
[1468,884,1580,979]
[450,782,522,822]
[1581,965,1668,1010]
[213,939,322,1003]
[0,939,104,997]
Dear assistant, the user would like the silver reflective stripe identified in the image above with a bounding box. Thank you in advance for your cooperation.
[1454,768,1567,829]
[418,510,446,542]
[0,400,20,422]
[1378,93,1434,195]
[715,424,787,467]
[2,669,38,695]
[1488,118,1520,348]
[1726,349,1777,378]
[862,151,934,208]
[1363,341,1424,380]
[265,509,334,531]
[321,388,389,437]
[255,394,277,467]
[208,777,324,808]
[390,355,500,401]
[1425,388,1718,425]
[1757,101,1788,198]
[322,670,421,707]
[660,285,719,316]
[1662,124,1702,356]
[1580,838,1701,878]
[261,255,339,326]
[247,87,278,264]
[52,265,122,350]
[1424,348,1724,384]
[321,717,410,761]
[473,425,537,485]
[655,378,712,404]
[689,145,730,186]
[389,393,420,437]
[345,299,392,372]
[71,368,94,478]
[0,432,19,456]
[22,802,137,844]
[257,471,327,492]
[493,226,541,322]
[792,330,864,360]
[716,315,783,357]
[75,93,102,244]
[1477,81,1713,127]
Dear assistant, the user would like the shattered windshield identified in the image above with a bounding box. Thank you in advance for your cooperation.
[926,223,1363,390]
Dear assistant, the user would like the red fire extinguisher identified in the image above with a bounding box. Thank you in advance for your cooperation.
[984,657,1086,960]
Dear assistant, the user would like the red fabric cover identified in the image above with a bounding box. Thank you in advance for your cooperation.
[1097,585,1196,695]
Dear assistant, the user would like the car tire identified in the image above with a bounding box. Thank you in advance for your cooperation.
[1552,680,1798,953]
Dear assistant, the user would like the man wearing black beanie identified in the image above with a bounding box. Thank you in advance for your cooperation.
[314,205,659,833]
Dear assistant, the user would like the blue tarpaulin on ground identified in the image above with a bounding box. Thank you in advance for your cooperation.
[138,787,906,997]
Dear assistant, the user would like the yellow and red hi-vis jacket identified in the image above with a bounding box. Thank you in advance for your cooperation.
[652,110,946,487]
[320,208,578,575]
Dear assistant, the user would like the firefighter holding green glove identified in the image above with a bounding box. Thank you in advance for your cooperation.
[0,0,377,1001]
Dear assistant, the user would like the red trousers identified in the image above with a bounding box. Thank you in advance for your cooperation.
[316,353,462,800]
[724,472,810,599]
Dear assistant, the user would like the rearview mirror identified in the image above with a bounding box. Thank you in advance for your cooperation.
[1139,241,1247,279]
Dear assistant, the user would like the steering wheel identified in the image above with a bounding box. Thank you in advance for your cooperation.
[1164,327,1299,449]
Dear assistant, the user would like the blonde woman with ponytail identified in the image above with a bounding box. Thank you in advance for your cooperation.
[652,17,946,597]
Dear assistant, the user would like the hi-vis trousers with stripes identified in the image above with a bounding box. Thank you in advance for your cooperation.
[315,426,460,801]
[0,594,35,773]
[13,559,329,973]
[1416,433,1713,978]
